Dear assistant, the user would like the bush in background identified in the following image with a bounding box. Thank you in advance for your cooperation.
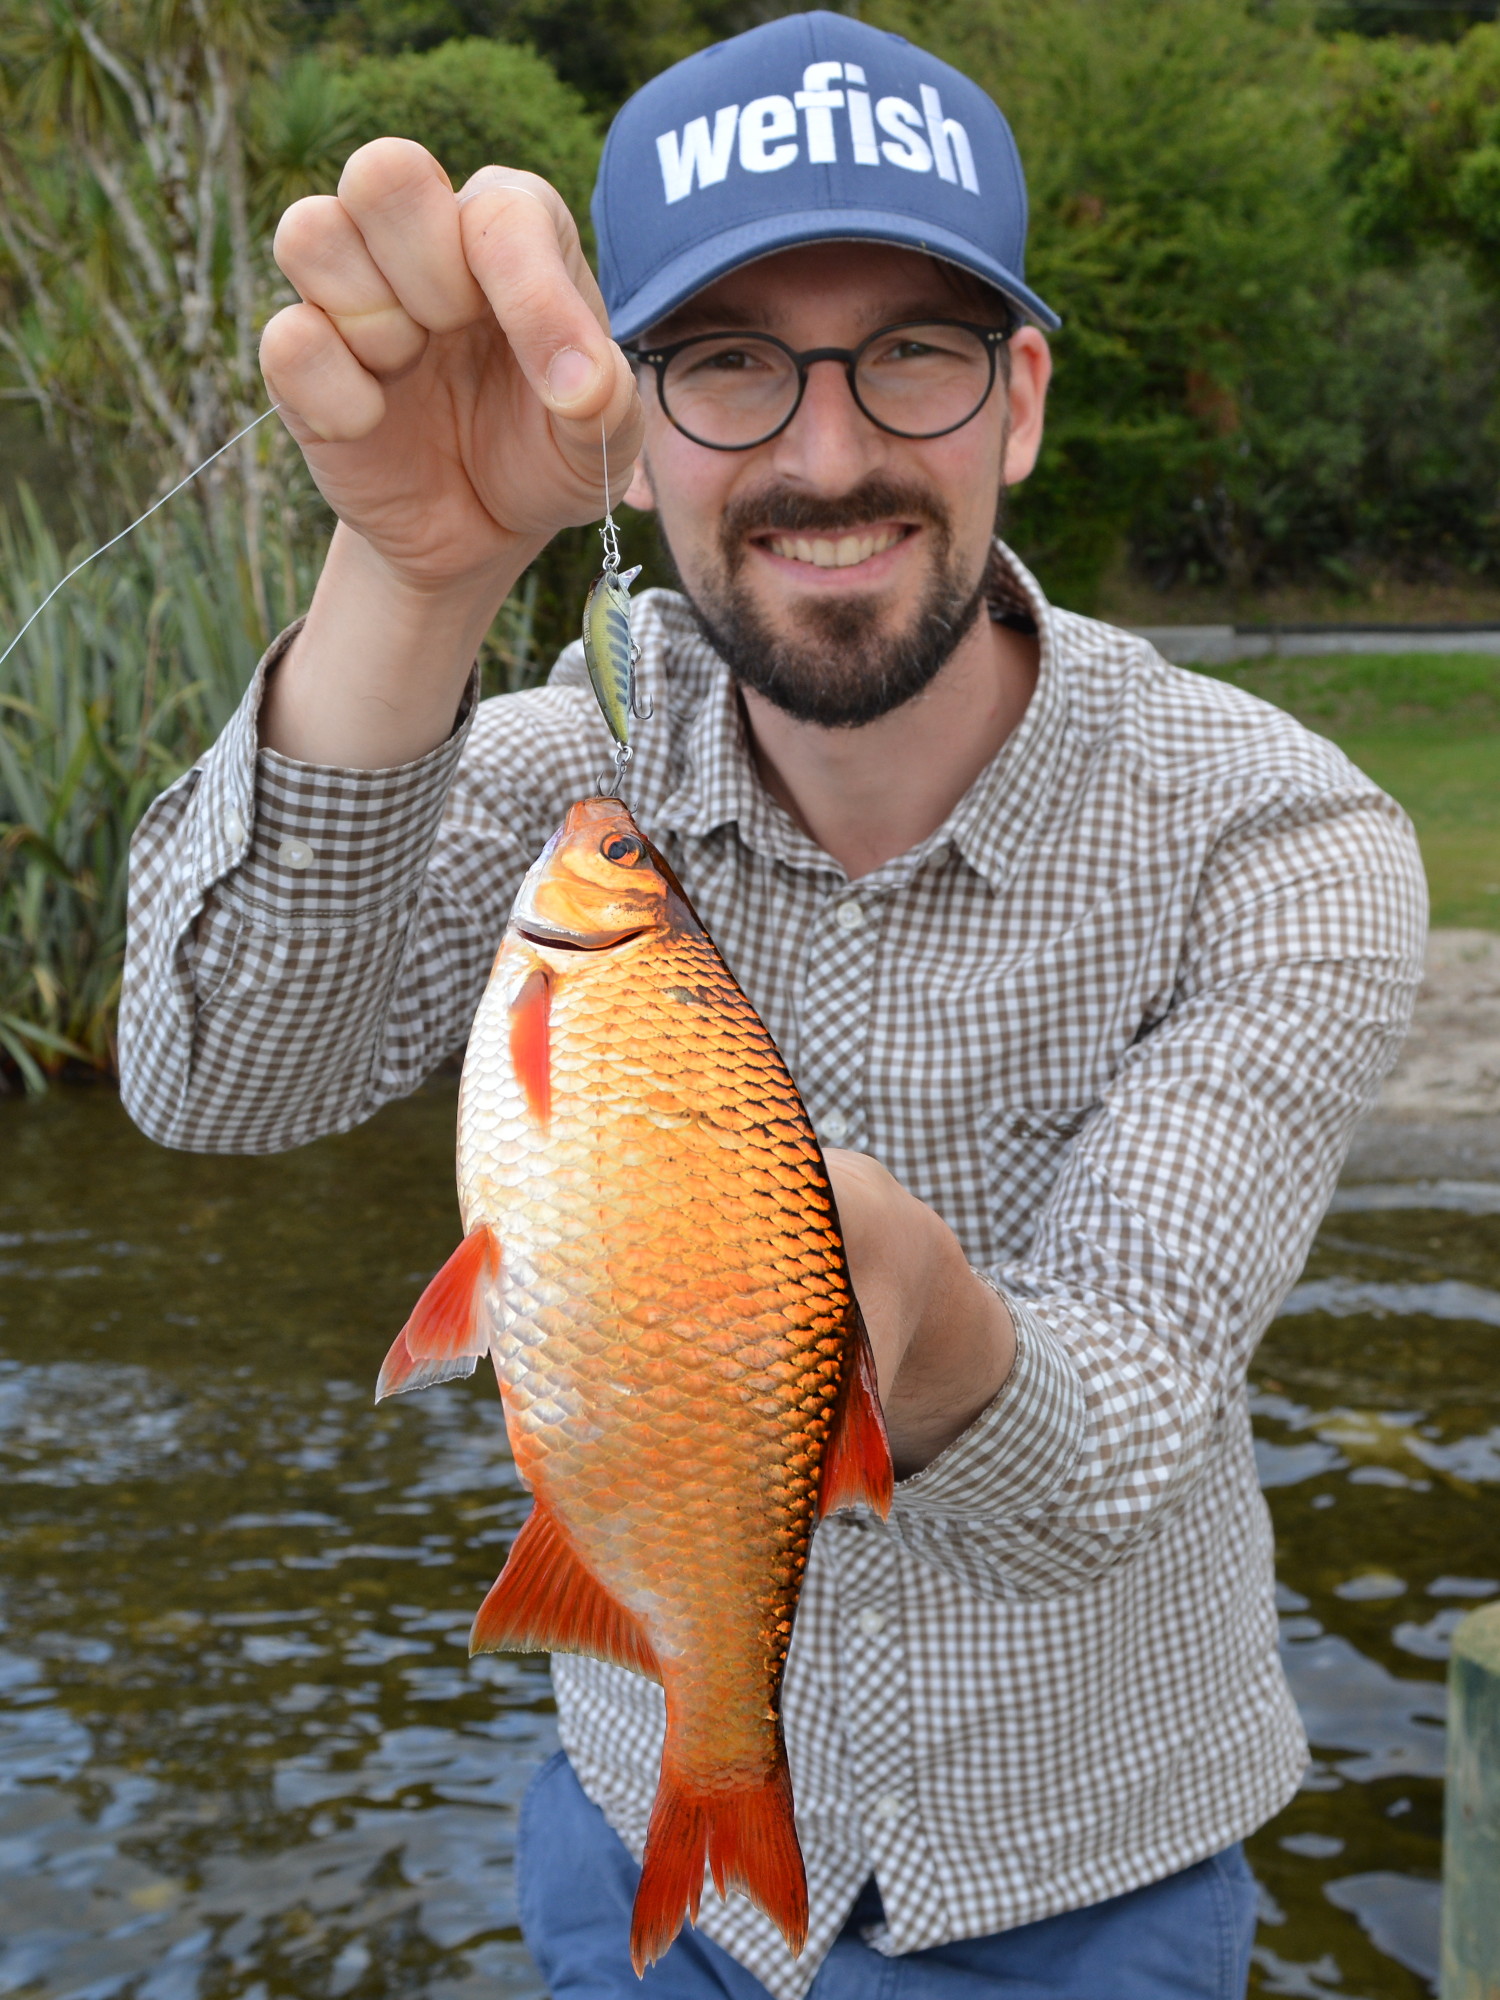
[334,38,602,220]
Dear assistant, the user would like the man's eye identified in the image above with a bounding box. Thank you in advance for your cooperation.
[689,348,763,376]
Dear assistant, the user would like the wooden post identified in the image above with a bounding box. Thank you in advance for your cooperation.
[1443,1603,1500,2000]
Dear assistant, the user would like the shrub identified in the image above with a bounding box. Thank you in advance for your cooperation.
[335,37,602,222]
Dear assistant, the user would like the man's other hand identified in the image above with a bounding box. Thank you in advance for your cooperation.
[825,1150,1017,1479]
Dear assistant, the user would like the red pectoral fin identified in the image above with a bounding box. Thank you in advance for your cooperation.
[375,1226,500,1402]
[817,1305,894,1519]
[509,966,552,1125]
[470,1497,662,1682]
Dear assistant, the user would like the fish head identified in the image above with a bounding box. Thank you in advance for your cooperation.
[510,797,695,954]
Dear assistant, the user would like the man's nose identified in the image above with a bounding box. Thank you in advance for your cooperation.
[767,358,886,491]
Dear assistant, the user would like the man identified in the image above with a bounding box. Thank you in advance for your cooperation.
[119,11,1426,1996]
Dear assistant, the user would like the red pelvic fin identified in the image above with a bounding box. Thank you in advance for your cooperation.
[817,1305,894,1520]
[630,1738,807,1974]
[375,1226,500,1402]
[509,965,552,1125]
[469,1497,661,1683]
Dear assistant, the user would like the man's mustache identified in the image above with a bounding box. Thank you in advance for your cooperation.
[719,481,951,542]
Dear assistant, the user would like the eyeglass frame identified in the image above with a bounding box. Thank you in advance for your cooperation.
[620,316,1019,453]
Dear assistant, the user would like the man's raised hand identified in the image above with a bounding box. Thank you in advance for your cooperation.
[260,140,642,593]
[257,141,643,770]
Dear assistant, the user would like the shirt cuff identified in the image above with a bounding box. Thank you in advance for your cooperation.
[192,621,480,925]
[890,1291,1086,1520]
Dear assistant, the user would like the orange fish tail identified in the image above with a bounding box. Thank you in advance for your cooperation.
[630,1741,807,1975]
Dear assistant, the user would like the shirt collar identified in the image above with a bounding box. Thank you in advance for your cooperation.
[653,540,1072,895]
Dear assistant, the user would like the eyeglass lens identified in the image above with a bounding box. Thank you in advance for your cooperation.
[659,324,997,448]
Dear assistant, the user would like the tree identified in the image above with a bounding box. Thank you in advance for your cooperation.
[1326,21,1500,291]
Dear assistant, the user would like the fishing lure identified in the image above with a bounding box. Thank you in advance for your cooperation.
[582,421,649,795]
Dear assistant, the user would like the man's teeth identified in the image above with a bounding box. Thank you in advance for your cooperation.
[765,527,905,569]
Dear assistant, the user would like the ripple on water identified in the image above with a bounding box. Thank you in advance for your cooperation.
[2,1087,1498,2000]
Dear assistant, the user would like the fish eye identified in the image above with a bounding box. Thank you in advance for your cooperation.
[600,833,645,867]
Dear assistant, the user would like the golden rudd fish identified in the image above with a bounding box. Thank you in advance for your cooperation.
[375,796,893,1972]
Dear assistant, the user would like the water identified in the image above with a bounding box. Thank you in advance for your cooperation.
[2,1089,1498,1999]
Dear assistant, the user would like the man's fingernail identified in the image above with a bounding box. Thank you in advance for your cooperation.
[547,347,597,407]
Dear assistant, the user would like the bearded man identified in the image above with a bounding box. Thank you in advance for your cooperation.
[120,12,1425,1997]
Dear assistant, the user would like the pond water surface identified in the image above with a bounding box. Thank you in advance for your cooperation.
[1,1086,1497,2000]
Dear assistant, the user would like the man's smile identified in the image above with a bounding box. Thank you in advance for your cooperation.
[752,523,916,576]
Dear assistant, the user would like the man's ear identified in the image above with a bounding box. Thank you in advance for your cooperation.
[1001,329,1051,489]
[623,452,655,512]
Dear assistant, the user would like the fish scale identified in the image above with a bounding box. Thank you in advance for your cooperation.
[376,796,892,1973]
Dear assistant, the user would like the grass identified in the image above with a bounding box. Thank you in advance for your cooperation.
[1196,652,1500,931]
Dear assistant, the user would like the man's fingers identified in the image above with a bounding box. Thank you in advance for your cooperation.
[458,174,620,420]
[260,303,387,444]
[338,138,489,335]
[275,196,429,379]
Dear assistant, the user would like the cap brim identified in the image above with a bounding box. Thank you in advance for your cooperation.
[607,206,1061,342]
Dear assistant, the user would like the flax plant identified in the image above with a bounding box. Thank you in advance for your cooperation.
[0,481,553,1092]
[0,491,310,1088]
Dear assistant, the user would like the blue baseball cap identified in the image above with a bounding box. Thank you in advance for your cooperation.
[592,10,1059,344]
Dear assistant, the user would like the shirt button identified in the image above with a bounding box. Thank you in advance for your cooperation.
[277,837,315,871]
[223,807,246,846]
[923,843,949,871]
[834,899,865,931]
[821,1109,850,1146]
[871,1792,905,1824]
[855,1608,886,1638]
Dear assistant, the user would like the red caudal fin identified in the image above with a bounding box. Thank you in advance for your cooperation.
[375,1226,500,1402]
[817,1306,894,1520]
[469,1497,662,1684]
[630,1738,808,1974]
[509,965,552,1125]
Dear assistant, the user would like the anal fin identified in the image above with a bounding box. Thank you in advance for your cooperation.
[470,1497,662,1683]
[376,1226,499,1402]
[817,1304,894,1519]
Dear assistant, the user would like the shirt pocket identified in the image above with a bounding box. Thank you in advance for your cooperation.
[982,1103,1095,1260]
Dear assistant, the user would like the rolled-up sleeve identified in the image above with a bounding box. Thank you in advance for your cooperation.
[886,782,1427,1597]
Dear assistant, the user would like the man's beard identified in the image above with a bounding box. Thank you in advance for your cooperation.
[671,479,994,730]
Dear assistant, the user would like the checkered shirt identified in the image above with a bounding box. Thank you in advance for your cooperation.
[120,544,1426,1997]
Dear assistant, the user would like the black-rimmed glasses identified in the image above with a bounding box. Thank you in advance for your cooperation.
[621,318,1016,452]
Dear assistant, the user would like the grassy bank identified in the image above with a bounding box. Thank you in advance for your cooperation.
[1197,652,1500,930]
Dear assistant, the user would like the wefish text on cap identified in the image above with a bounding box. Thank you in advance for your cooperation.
[593,10,1059,344]
[657,68,980,201]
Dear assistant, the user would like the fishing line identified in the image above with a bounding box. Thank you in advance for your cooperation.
[0,404,282,672]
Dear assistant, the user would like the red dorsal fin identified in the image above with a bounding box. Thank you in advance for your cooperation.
[469,1497,662,1683]
[631,1738,807,1973]
[817,1305,894,1519]
[375,1226,499,1401]
[509,965,551,1125]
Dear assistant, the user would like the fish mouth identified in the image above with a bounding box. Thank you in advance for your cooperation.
[516,923,649,953]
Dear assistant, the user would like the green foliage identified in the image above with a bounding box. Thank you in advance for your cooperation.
[877,0,1348,601]
[279,0,753,110]
[0,495,308,1088]
[0,481,551,1089]
[1326,21,1500,288]
[332,38,602,214]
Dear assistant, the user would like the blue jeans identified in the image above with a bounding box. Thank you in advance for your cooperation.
[519,1751,1258,1998]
